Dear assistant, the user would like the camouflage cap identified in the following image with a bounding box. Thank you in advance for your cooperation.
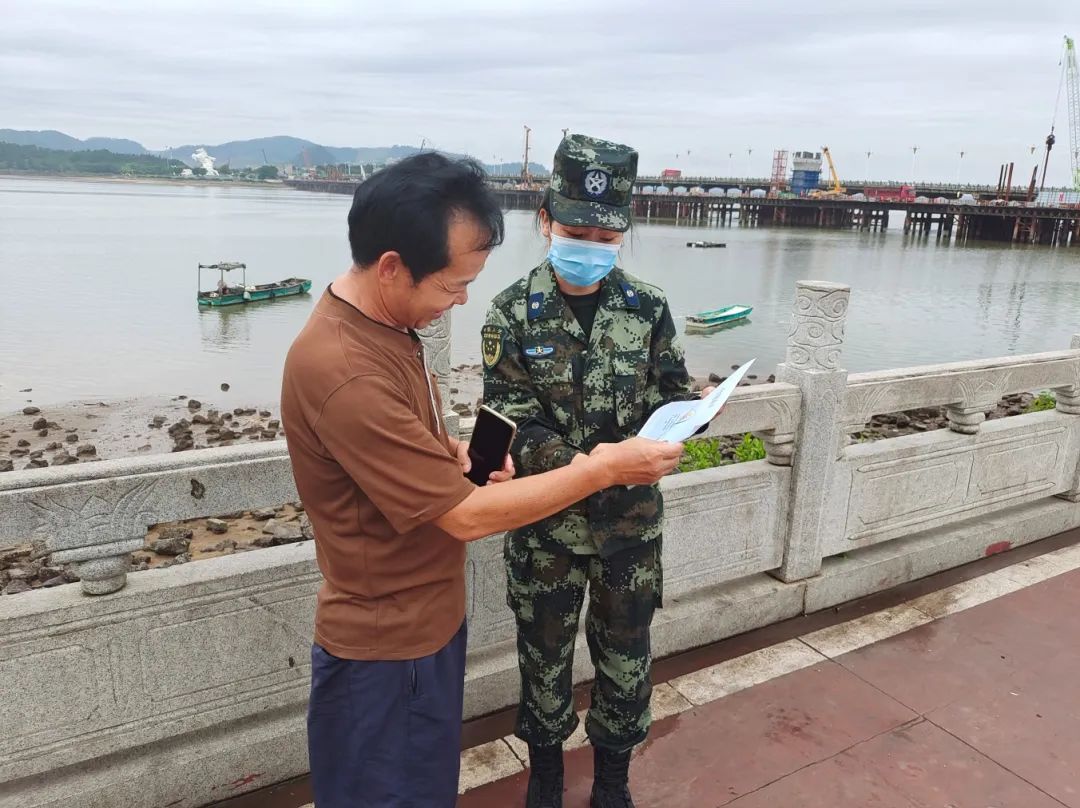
[549,134,637,233]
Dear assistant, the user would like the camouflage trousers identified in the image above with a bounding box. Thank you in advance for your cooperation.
[504,536,662,753]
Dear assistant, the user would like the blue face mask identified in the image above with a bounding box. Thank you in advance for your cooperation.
[547,233,621,287]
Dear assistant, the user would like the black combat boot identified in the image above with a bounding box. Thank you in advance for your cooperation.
[590,746,635,808]
[525,744,564,808]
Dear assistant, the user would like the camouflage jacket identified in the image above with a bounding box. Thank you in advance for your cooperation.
[482,261,694,557]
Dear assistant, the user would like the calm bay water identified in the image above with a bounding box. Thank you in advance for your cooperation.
[2,176,1079,409]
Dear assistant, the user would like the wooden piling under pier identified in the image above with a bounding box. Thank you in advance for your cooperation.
[902,209,955,240]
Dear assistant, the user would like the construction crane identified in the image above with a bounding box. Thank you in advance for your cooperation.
[1063,36,1080,190]
[810,146,846,197]
[823,146,845,193]
[1046,36,1080,192]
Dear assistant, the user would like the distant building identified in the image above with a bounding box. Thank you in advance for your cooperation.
[791,151,822,196]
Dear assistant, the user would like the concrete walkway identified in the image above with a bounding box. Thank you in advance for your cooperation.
[459,544,1080,807]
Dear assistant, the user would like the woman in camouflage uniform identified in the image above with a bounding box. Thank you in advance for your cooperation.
[482,134,711,808]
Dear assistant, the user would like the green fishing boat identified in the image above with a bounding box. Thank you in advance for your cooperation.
[197,262,313,307]
[684,304,752,334]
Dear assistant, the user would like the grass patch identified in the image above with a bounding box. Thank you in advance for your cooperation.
[1026,391,1056,413]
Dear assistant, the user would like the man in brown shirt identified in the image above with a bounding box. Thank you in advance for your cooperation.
[281,153,683,807]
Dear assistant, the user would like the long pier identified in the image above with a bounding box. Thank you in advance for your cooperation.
[632,195,1080,246]
[284,180,1080,246]
[487,175,1052,201]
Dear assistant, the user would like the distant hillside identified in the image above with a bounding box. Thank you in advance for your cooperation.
[163,137,549,174]
[0,129,147,156]
[163,136,331,169]
[0,142,185,176]
[488,162,550,177]
[1,129,550,174]
[162,139,458,169]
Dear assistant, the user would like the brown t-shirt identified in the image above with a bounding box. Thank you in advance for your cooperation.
[281,288,475,661]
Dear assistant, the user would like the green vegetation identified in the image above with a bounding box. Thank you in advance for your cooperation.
[0,142,186,177]
[678,438,725,472]
[733,433,767,463]
[678,433,766,473]
[1026,391,1057,412]
[256,165,279,180]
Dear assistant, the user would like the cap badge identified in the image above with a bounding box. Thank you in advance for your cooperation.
[583,169,609,199]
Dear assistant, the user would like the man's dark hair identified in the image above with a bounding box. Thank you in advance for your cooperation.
[348,152,504,283]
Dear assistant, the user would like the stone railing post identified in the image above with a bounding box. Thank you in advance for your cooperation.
[418,311,459,438]
[945,403,990,434]
[1056,334,1080,502]
[774,280,850,582]
[945,377,1005,435]
[757,431,795,466]
[1056,334,1080,416]
[19,476,160,595]
[52,542,140,595]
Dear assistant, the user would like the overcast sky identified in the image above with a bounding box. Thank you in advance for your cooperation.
[3,0,1078,184]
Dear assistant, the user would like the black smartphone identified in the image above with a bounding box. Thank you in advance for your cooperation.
[465,405,517,486]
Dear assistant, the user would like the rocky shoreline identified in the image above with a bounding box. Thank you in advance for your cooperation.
[0,393,283,473]
[0,378,1044,596]
[0,501,313,596]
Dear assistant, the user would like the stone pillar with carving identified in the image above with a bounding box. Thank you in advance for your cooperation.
[774,280,850,582]
[945,378,1002,435]
[1056,334,1080,502]
[20,476,160,595]
[417,311,459,439]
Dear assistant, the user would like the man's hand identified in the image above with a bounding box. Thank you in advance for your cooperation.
[486,454,515,485]
[700,386,716,398]
[589,437,684,486]
[453,438,472,474]
[454,439,515,485]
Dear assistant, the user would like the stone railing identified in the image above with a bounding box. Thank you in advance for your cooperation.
[2,281,1079,808]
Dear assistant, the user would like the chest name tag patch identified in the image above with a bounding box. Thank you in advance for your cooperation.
[481,324,505,369]
[525,345,555,358]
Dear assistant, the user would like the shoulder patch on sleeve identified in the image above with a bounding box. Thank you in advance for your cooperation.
[481,324,507,370]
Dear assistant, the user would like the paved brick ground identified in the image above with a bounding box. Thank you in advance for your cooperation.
[460,568,1080,807]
